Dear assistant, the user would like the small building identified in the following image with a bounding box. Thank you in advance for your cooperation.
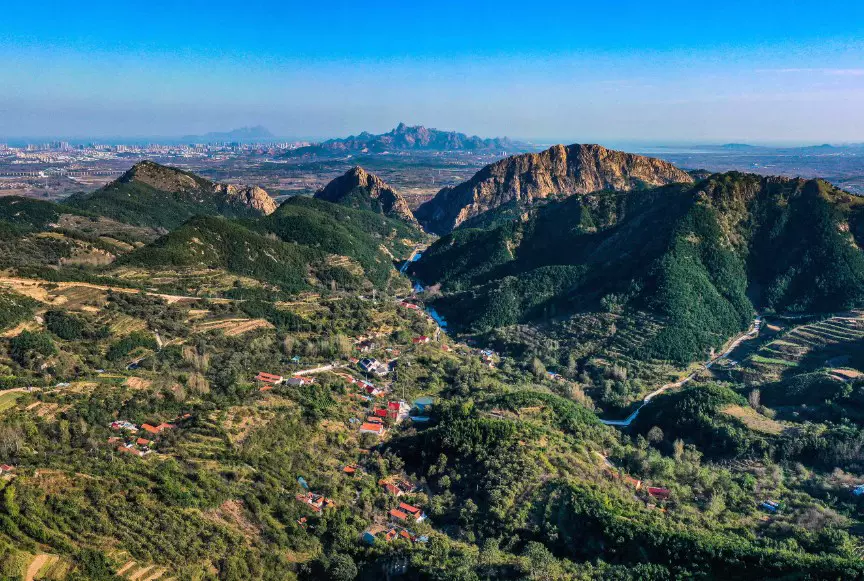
[647,487,670,500]
[360,423,385,436]
[412,336,431,344]
[286,376,314,387]
[296,492,335,513]
[255,372,283,385]
[110,420,138,432]
[343,464,358,475]
[399,502,426,522]
[136,437,153,447]
[389,508,408,521]
[0,464,14,475]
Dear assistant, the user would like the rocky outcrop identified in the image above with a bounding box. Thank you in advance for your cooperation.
[414,144,694,234]
[315,167,418,225]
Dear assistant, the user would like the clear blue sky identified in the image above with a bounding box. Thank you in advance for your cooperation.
[2,0,864,143]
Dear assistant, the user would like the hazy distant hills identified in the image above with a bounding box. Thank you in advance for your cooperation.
[66,161,277,229]
[415,143,694,234]
[314,166,419,226]
[283,123,522,158]
[180,125,275,142]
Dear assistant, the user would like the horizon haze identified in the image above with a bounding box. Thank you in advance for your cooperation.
[3,1,864,144]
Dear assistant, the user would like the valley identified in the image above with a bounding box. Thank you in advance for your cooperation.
[1,146,864,580]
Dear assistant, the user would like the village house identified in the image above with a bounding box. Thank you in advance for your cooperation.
[295,492,335,513]
[397,502,426,522]
[255,371,283,385]
[286,376,314,387]
[359,357,390,376]
[647,487,671,500]
[412,336,431,344]
[0,464,14,475]
[360,422,385,436]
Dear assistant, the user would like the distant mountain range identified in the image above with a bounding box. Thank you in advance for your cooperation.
[283,123,524,158]
[180,126,275,143]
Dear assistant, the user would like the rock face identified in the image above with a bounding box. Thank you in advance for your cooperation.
[315,167,419,225]
[121,161,277,215]
[414,144,694,234]
[285,123,518,157]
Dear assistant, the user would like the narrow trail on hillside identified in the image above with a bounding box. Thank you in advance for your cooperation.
[600,316,763,427]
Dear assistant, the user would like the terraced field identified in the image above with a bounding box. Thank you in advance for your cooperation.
[747,314,864,379]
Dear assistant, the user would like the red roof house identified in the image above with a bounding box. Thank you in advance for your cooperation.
[647,487,671,500]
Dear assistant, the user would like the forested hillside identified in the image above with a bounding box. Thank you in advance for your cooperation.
[414,172,864,368]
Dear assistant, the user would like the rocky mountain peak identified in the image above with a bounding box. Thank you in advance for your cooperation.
[315,166,419,226]
[414,143,694,234]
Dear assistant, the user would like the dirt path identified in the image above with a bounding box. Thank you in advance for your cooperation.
[25,554,54,581]
[0,276,234,304]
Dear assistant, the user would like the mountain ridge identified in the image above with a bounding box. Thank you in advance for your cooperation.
[283,122,519,158]
[414,143,695,234]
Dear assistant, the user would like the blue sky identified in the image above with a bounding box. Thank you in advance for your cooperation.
[2,1,864,143]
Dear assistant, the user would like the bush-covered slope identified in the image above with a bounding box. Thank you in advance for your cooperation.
[414,173,864,364]
[120,215,361,293]
[66,161,276,229]
[261,197,425,287]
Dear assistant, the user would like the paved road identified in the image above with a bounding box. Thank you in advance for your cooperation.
[600,316,762,427]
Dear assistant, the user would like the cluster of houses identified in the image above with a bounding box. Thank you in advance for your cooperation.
[361,524,428,546]
[361,502,428,546]
[296,491,336,513]
[379,476,420,497]
[358,357,391,377]
[108,414,189,458]
[255,371,315,391]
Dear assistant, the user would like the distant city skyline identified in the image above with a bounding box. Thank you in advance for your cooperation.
[2,1,864,144]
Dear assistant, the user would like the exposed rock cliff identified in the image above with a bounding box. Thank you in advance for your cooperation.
[314,166,419,226]
[414,143,694,234]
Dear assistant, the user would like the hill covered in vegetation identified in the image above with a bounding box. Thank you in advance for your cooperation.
[66,161,277,229]
[413,173,864,368]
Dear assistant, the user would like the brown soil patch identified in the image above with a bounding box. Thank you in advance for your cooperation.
[1,319,40,338]
[205,499,260,542]
[194,318,272,336]
[125,377,152,390]
[830,368,862,380]
[25,554,55,581]
[128,565,156,581]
